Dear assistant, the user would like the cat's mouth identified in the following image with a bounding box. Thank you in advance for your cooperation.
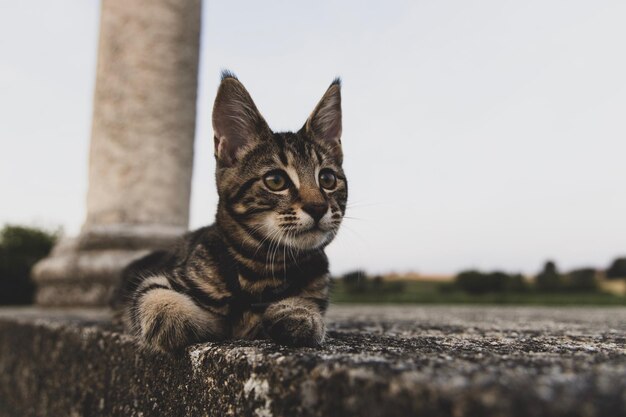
[281,226,334,250]
[292,224,328,236]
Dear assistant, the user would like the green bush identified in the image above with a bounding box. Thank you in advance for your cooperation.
[371,275,384,290]
[339,272,407,295]
[565,268,597,292]
[384,281,407,293]
[606,257,626,279]
[0,225,58,305]
[454,270,527,294]
[504,273,529,292]
[455,270,498,294]
[341,270,367,294]
[535,261,563,292]
[437,282,456,293]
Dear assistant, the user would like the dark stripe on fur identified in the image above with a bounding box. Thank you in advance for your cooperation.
[229,177,260,204]
[175,273,232,309]
[223,204,271,243]
[136,283,169,298]
[144,312,165,342]
[131,284,170,322]
[272,134,289,166]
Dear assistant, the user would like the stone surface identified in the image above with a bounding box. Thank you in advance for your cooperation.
[86,0,201,227]
[1,305,626,417]
[31,226,183,306]
[32,0,202,306]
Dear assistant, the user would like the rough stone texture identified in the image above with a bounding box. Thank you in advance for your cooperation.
[32,226,183,307]
[32,0,202,306]
[1,305,625,417]
[86,0,201,227]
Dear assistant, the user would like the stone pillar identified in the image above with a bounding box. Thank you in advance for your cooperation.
[32,0,203,307]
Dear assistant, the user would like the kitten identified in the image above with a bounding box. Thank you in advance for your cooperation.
[112,72,347,352]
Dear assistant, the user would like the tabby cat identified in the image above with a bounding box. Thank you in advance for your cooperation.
[113,72,347,352]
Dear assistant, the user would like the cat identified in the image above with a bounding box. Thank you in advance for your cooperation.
[112,71,347,352]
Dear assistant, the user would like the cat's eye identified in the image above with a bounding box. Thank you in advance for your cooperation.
[319,169,337,190]
[263,171,289,191]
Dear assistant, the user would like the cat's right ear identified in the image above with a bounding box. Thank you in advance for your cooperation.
[212,72,271,167]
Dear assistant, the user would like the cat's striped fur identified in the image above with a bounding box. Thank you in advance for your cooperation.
[112,72,347,352]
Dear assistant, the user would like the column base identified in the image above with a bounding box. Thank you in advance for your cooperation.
[32,224,184,307]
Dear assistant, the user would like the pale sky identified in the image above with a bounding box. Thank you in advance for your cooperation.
[1,0,626,275]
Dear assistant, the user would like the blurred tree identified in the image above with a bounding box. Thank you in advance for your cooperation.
[341,270,367,294]
[385,281,407,293]
[455,270,528,294]
[371,275,384,290]
[535,261,562,292]
[486,272,509,292]
[437,282,456,293]
[0,225,58,305]
[455,270,497,294]
[370,275,405,294]
[606,257,626,279]
[566,268,597,292]
[455,270,485,294]
[505,273,529,292]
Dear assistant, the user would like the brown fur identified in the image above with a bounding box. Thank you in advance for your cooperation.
[113,72,347,352]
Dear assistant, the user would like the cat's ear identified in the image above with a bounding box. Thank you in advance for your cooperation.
[212,72,271,167]
[302,78,342,161]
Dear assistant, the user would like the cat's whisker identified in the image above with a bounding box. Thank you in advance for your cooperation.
[345,201,383,209]
[264,228,282,275]
[239,222,266,248]
[337,223,369,245]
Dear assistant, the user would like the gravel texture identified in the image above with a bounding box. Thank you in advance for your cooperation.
[1,305,625,417]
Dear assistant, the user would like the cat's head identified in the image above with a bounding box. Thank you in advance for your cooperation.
[213,72,347,252]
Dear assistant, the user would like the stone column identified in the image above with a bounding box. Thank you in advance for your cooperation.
[33,0,203,307]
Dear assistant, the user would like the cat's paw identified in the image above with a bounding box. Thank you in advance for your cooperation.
[137,287,225,353]
[262,300,326,347]
[140,311,198,353]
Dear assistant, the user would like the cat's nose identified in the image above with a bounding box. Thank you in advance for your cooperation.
[302,202,329,223]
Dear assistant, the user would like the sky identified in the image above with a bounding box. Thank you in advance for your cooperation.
[1,0,625,275]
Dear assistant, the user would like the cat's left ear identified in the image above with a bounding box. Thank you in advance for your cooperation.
[302,78,342,162]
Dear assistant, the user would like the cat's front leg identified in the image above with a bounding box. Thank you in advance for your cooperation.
[262,298,326,347]
[131,277,227,353]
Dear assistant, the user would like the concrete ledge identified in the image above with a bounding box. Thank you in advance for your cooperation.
[1,306,626,417]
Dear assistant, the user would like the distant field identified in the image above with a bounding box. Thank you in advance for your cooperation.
[330,280,626,306]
